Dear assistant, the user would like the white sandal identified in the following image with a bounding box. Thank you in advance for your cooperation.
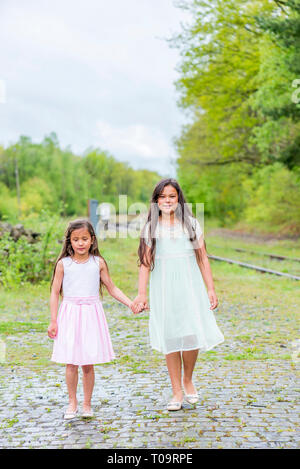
[184,390,199,405]
[64,407,78,420]
[81,407,94,418]
[167,400,183,411]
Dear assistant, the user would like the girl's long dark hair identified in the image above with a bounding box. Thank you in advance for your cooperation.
[50,218,108,297]
[138,178,207,270]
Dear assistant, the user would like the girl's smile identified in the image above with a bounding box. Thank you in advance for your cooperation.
[158,185,179,216]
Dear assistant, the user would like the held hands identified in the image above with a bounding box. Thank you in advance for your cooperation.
[47,320,58,339]
[208,289,218,310]
[130,295,149,315]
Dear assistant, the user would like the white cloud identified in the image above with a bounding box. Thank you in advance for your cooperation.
[0,80,6,104]
[95,120,171,159]
[0,0,192,173]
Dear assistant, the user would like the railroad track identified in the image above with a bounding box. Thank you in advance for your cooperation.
[211,245,300,263]
[110,223,300,280]
[208,254,300,280]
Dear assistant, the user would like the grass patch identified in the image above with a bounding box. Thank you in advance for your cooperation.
[0,321,47,335]
[0,231,298,368]
[3,338,52,368]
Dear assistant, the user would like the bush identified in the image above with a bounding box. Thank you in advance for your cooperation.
[0,212,66,288]
[0,183,19,222]
[20,177,56,216]
[242,163,300,235]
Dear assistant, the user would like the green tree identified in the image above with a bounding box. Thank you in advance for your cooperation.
[250,0,300,168]
[0,134,161,222]
[170,0,299,231]
[171,0,274,168]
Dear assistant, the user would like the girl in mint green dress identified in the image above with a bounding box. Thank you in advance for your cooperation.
[133,178,224,411]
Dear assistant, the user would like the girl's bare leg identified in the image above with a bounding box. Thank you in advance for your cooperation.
[66,364,79,411]
[182,349,199,394]
[82,364,95,411]
[165,352,183,402]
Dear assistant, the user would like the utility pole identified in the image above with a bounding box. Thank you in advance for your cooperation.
[13,147,21,218]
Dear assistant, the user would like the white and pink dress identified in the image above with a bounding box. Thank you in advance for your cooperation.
[51,255,115,366]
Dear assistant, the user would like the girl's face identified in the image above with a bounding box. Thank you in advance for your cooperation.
[157,184,179,216]
[70,227,93,257]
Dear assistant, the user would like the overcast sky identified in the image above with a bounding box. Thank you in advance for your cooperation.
[0,0,191,176]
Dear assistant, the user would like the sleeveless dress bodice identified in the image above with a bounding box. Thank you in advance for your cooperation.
[61,256,100,297]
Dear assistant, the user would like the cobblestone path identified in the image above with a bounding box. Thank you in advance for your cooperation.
[0,300,299,449]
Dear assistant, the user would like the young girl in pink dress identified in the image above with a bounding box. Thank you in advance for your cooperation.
[48,219,140,419]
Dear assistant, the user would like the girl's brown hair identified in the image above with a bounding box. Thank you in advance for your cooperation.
[50,218,108,297]
[138,178,207,270]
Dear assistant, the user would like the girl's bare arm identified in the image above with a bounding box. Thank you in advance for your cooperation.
[132,246,151,311]
[100,258,133,309]
[195,237,218,310]
[48,260,64,337]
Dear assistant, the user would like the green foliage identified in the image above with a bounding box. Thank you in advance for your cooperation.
[0,211,65,287]
[20,177,56,215]
[0,183,19,221]
[0,133,161,222]
[250,2,300,168]
[171,0,300,232]
[255,0,300,76]
[178,163,247,225]
[242,163,300,234]
[171,0,274,166]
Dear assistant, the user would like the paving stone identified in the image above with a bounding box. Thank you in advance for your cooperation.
[0,303,299,450]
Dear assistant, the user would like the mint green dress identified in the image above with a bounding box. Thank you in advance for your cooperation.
[144,217,224,355]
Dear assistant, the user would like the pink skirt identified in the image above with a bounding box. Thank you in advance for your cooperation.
[51,296,115,366]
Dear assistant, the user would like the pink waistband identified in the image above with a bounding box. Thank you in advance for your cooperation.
[62,296,100,305]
